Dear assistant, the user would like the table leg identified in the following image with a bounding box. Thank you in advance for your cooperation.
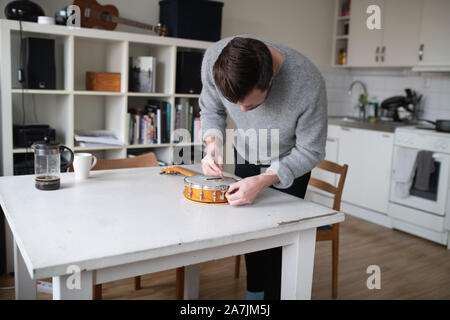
[281,228,317,300]
[183,264,200,300]
[53,270,94,300]
[14,242,36,300]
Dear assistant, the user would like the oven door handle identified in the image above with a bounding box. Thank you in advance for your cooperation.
[432,153,448,161]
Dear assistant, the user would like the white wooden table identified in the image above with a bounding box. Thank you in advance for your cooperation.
[0,165,344,300]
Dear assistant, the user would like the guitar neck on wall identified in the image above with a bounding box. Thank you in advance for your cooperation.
[73,0,169,36]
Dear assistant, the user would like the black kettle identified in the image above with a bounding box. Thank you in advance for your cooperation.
[380,89,422,122]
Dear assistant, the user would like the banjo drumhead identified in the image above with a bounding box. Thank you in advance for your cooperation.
[184,175,238,190]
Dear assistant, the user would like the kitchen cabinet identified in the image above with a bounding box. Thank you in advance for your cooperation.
[347,0,422,67]
[382,0,423,66]
[338,127,394,214]
[347,0,385,67]
[416,0,450,67]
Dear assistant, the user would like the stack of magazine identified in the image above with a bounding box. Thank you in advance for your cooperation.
[74,130,124,148]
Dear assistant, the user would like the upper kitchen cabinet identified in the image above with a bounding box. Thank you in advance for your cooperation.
[345,0,423,67]
[414,0,450,70]
[347,0,385,67]
[382,0,423,67]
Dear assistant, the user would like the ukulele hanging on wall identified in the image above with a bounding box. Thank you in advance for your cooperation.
[73,0,169,36]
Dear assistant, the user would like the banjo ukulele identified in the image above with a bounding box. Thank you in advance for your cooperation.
[160,167,238,204]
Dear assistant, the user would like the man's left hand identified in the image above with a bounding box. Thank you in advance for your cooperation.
[225,172,280,206]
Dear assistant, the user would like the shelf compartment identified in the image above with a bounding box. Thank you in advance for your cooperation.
[74,95,127,148]
[74,37,127,92]
[12,93,72,147]
[10,31,71,91]
[128,42,176,95]
[336,19,350,37]
[175,47,205,95]
[333,38,349,66]
[127,96,173,145]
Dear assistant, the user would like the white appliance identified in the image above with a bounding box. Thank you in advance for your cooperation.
[389,127,450,247]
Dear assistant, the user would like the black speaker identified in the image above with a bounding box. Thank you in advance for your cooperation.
[23,37,56,89]
[176,51,203,94]
[159,0,224,42]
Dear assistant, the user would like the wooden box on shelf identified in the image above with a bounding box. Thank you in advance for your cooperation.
[86,72,121,92]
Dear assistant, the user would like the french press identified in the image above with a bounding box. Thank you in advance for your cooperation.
[31,137,74,191]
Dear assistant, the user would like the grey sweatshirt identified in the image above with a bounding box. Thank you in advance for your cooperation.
[199,35,328,189]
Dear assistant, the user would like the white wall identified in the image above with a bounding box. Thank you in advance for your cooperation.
[0,0,334,68]
[221,0,334,70]
[3,1,446,120]
[0,0,161,34]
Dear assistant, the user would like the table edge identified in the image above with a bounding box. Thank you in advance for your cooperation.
[29,211,344,279]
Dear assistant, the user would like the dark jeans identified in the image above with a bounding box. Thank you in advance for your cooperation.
[234,154,311,300]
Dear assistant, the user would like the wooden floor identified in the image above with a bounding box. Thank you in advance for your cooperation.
[1,215,449,300]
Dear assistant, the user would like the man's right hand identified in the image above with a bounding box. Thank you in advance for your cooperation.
[201,136,223,177]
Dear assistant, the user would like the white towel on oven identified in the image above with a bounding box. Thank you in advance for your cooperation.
[392,147,419,198]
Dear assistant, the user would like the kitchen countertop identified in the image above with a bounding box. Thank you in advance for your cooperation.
[328,116,417,133]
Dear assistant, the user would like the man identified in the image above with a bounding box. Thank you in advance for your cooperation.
[199,35,327,300]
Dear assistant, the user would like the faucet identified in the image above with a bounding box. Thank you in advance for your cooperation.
[348,80,368,120]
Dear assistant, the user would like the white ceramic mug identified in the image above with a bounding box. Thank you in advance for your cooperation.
[73,153,97,180]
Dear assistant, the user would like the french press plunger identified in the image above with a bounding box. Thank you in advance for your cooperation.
[31,137,74,190]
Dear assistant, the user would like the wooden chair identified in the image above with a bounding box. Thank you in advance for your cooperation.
[233,160,348,299]
[68,152,159,172]
[68,152,185,300]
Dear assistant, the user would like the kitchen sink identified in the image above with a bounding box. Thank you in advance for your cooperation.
[329,116,360,122]
[340,117,359,122]
[328,116,416,133]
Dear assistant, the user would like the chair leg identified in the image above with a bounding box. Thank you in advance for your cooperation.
[93,284,102,300]
[332,238,339,299]
[134,276,141,290]
[175,267,185,300]
[234,255,241,279]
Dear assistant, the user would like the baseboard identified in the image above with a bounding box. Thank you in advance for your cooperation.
[306,190,392,229]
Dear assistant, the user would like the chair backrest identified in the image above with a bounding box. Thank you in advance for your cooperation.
[68,152,159,172]
[308,160,349,211]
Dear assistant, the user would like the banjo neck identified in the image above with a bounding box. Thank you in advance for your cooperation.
[160,166,200,176]
[111,15,157,31]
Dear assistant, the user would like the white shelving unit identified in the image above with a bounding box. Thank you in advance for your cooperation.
[0,19,212,176]
[331,0,351,67]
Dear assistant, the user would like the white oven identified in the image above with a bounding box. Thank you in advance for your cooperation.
[390,151,450,216]
[388,127,450,247]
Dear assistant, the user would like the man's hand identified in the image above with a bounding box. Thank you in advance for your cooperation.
[226,172,280,206]
[201,136,223,176]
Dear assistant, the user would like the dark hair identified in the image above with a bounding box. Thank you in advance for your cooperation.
[213,37,273,103]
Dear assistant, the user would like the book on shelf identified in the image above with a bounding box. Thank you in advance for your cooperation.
[129,56,156,93]
[74,130,123,146]
[193,117,202,143]
[174,98,201,143]
[127,100,171,146]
